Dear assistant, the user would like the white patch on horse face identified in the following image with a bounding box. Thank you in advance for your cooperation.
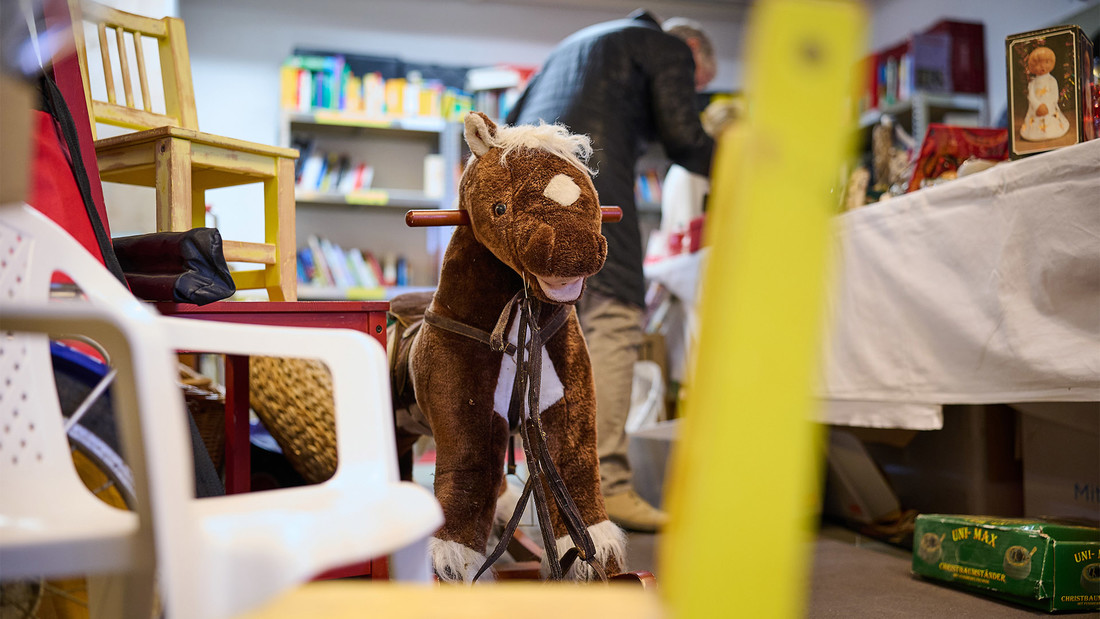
[543,174,581,206]
[493,315,565,421]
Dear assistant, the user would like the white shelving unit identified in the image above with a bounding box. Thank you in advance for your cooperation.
[297,283,436,301]
[280,111,462,299]
[859,91,989,146]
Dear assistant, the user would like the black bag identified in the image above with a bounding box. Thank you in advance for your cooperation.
[112,228,235,305]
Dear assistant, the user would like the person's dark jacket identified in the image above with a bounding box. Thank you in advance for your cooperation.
[506,10,714,308]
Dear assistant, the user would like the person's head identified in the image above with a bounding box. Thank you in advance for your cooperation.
[662,17,717,90]
[1027,46,1056,76]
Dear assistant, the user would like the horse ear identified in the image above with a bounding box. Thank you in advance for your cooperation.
[465,111,498,158]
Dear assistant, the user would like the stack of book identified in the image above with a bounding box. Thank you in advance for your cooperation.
[856,20,985,117]
[464,64,535,121]
[281,54,474,122]
[297,235,409,290]
[291,138,374,195]
[635,168,664,205]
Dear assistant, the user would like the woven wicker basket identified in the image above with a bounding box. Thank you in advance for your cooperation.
[179,364,225,471]
[248,357,337,483]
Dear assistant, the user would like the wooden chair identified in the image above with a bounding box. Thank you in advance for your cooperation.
[67,0,298,301]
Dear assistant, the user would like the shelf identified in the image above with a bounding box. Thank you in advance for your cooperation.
[855,91,988,153]
[859,92,987,129]
[296,188,442,209]
[284,111,451,134]
[284,98,462,291]
[298,284,435,301]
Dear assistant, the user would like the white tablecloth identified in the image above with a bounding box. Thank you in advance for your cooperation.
[821,139,1100,429]
[644,250,707,384]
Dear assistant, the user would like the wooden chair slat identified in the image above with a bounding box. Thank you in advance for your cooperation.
[132,32,152,112]
[114,27,134,107]
[222,241,278,265]
[97,23,115,104]
[92,102,174,133]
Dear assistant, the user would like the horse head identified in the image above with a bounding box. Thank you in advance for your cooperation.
[460,112,607,304]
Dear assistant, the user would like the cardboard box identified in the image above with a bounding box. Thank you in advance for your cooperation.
[1006,25,1097,158]
[912,514,1100,612]
[862,404,1023,517]
[1014,402,1100,523]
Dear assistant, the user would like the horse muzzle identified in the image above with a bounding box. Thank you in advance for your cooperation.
[521,225,607,303]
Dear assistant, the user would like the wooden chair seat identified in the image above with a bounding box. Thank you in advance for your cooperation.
[69,0,298,300]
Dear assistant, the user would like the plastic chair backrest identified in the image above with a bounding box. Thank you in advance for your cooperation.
[68,0,198,140]
[0,210,102,514]
[0,203,199,610]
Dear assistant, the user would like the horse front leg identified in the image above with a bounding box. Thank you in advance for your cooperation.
[535,395,626,581]
[428,405,510,583]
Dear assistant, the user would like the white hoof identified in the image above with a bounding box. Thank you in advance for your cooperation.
[542,520,627,581]
[430,537,495,583]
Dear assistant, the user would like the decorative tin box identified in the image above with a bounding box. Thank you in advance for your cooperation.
[1005,25,1096,158]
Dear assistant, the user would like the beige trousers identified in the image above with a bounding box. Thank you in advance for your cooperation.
[577,291,643,497]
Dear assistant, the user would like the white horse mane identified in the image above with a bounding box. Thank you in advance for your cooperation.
[484,121,597,177]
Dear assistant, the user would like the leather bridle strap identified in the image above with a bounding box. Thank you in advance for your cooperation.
[519,297,604,581]
[425,290,599,582]
[473,295,602,582]
[424,307,519,356]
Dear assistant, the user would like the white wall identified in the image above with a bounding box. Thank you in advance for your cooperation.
[180,0,745,146]
[174,0,745,247]
[868,0,1098,124]
[117,0,1097,244]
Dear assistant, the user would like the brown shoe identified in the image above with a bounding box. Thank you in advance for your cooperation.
[604,489,668,533]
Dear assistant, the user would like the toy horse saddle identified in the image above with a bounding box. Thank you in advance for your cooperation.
[388,290,434,436]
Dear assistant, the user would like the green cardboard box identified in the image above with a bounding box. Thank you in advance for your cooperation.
[912,514,1100,612]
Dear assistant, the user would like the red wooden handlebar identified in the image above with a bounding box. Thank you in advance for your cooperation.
[405,206,623,227]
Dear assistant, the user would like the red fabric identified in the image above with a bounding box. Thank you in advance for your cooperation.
[28,110,108,267]
[27,110,115,361]
[49,51,111,227]
[907,124,1009,193]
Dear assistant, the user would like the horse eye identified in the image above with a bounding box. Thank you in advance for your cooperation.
[493,202,507,216]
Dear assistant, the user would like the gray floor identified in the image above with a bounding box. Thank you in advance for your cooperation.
[621,525,1057,617]
[413,454,1069,615]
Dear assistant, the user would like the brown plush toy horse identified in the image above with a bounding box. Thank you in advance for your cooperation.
[391,112,625,582]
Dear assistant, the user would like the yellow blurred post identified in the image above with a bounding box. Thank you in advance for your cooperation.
[660,1,865,617]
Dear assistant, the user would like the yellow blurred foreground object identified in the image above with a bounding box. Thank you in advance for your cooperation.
[660,1,865,618]
[239,582,664,619]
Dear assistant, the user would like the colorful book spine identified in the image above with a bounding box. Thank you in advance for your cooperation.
[363,72,385,118]
[306,235,334,286]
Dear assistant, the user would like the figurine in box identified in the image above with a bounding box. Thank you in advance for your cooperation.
[1019,46,1070,140]
[1006,25,1096,158]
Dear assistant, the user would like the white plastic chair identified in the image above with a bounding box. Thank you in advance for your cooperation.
[0,202,443,619]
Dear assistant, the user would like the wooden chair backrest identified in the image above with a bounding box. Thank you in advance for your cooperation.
[68,0,198,140]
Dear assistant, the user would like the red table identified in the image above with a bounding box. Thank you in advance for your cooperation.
[156,300,390,579]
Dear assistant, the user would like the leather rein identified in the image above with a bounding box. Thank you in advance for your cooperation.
[423,289,607,582]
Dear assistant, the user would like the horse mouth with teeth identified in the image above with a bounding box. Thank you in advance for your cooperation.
[536,275,586,302]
